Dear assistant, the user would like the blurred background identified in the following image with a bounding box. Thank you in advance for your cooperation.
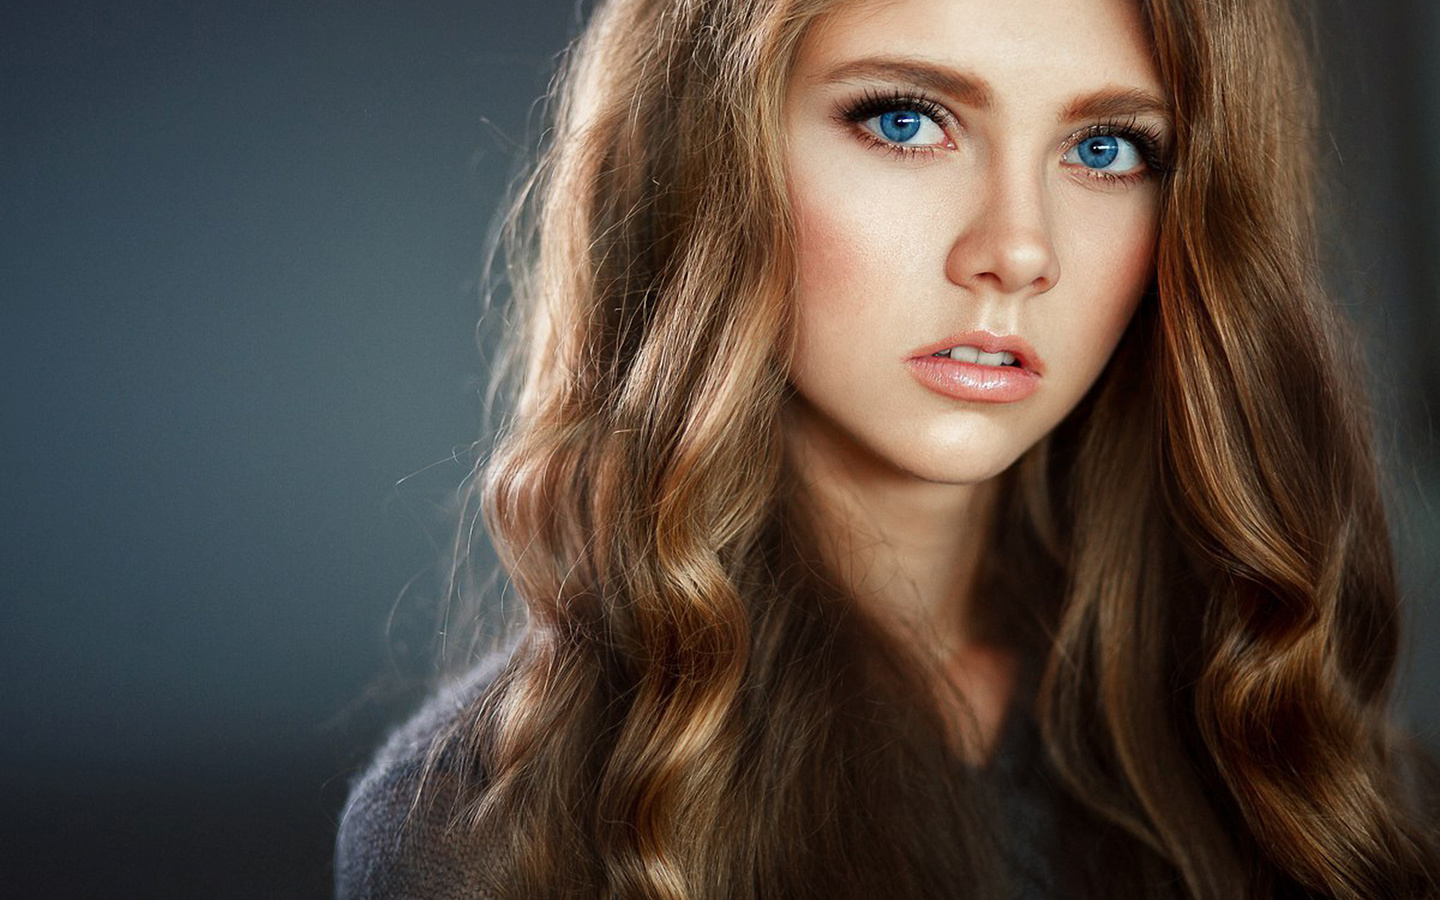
[2,1,1436,896]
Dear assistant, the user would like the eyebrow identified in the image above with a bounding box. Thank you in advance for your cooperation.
[821,57,996,109]
[1060,89,1172,126]
[818,56,1172,127]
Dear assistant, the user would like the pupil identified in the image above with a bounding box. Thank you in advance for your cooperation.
[880,111,922,143]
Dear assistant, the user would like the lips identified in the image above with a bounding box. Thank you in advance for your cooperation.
[906,330,1044,376]
[903,329,1043,404]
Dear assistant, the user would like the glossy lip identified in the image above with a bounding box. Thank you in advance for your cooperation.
[904,330,1045,376]
[903,330,1044,404]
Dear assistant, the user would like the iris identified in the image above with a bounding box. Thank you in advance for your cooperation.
[878,110,923,143]
[1076,136,1120,168]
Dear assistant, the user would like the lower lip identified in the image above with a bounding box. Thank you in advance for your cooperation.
[905,355,1040,403]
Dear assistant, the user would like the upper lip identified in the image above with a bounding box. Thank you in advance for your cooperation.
[906,330,1045,376]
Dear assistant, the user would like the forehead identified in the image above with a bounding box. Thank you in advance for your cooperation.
[794,0,1163,103]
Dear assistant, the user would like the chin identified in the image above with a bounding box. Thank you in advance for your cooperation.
[901,448,1023,485]
[898,419,1039,483]
[784,394,1041,487]
[865,429,1032,486]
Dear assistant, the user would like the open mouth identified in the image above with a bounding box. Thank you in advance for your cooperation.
[928,345,1026,368]
[909,331,1043,376]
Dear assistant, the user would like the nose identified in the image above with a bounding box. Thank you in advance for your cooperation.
[944,165,1060,296]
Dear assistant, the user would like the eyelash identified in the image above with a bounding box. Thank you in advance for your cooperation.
[838,88,956,156]
[836,87,1172,185]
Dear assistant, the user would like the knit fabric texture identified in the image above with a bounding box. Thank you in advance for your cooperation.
[334,650,1066,900]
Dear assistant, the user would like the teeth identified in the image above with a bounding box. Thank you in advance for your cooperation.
[945,345,1016,367]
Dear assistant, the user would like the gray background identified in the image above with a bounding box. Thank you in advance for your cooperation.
[2,1,1436,896]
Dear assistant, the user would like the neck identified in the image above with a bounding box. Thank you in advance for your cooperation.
[782,400,1003,656]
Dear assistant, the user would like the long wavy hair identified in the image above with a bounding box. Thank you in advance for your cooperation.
[413,0,1440,897]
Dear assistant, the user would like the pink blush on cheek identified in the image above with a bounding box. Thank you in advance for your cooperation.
[791,183,874,287]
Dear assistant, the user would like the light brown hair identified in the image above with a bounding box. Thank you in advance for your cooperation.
[415,0,1440,896]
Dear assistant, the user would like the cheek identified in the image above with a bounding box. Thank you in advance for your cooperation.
[786,157,940,374]
[788,165,864,381]
[787,147,944,303]
[1108,207,1159,291]
[1062,201,1158,357]
[790,175,872,311]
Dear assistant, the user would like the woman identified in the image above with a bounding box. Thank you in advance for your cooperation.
[335,0,1440,896]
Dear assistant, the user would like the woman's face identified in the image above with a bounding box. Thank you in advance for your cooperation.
[782,0,1170,485]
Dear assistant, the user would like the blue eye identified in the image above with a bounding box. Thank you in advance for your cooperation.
[1063,133,1145,176]
[863,108,947,146]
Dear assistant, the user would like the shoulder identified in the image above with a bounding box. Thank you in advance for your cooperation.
[334,648,515,900]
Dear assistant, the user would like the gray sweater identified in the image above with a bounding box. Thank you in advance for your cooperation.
[334,652,1065,900]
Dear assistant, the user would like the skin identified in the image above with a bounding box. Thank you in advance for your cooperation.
[781,0,1171,759]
